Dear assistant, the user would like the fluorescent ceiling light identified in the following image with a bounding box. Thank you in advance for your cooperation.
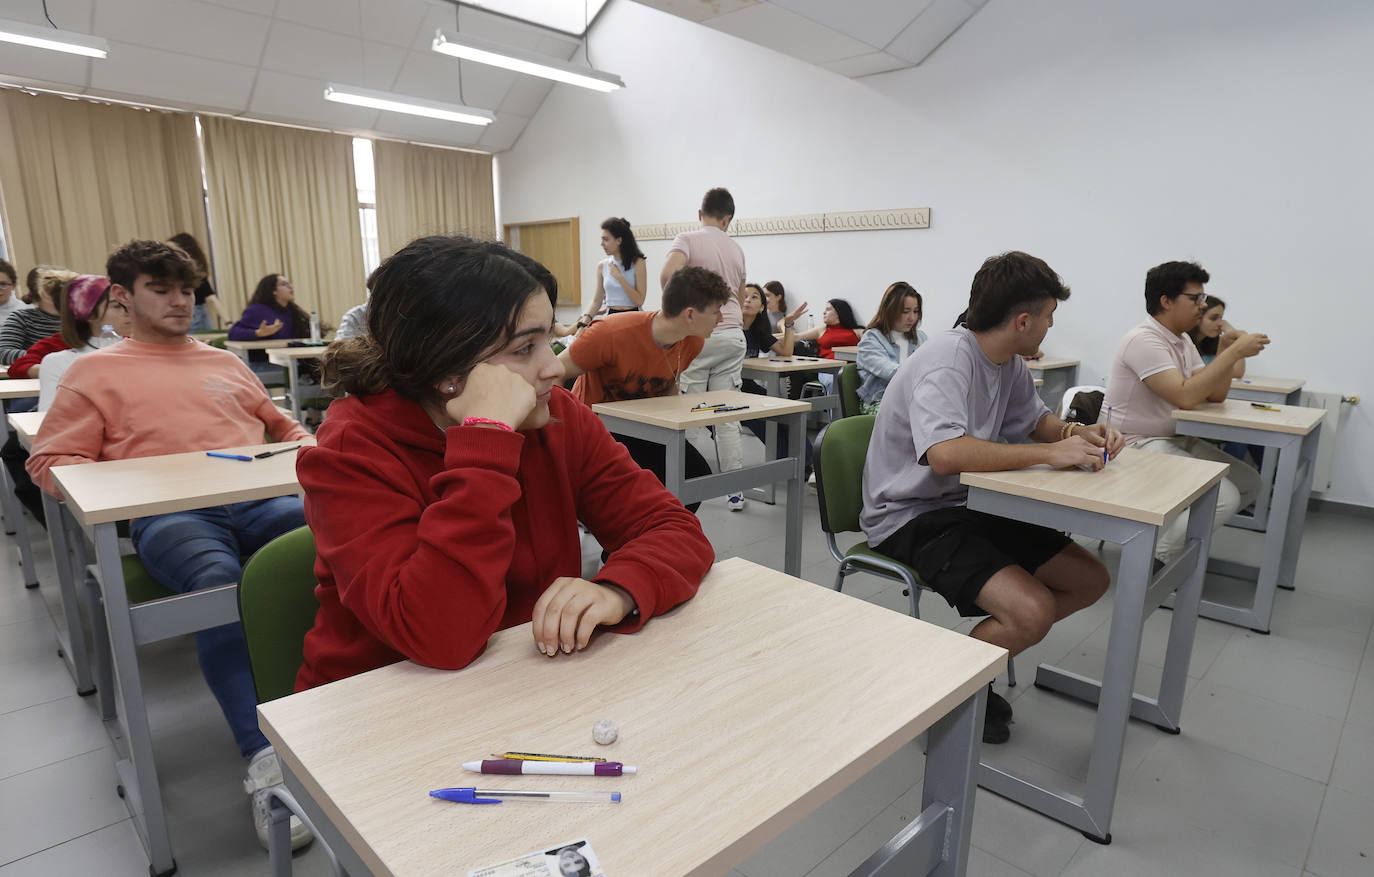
[0,16,108,58]
[433,30,623,93]
[324,84,494,127]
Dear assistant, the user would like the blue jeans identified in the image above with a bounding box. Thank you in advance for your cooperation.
[130,497,306,759]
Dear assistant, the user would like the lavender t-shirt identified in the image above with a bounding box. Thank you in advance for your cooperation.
[667,226,745,329]
[860,327,1051,545]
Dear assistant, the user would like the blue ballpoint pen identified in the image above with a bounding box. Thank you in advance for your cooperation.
[429,787,621,804]
[206,451,252,462]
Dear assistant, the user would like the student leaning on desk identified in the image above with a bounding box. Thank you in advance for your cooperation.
[26,239,316,853]
[294,235,712,692]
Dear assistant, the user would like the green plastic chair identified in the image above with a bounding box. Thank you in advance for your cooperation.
[238,526,343,877]
[838,362,862,418]
[238,525,320,703]
[814,415,1016,685]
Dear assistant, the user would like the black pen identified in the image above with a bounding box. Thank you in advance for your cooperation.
[254,445,302,459]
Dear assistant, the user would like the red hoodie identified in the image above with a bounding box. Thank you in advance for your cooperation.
[295,386,712,690]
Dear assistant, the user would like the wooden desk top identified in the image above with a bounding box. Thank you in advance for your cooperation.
[189,331,227,341]
[961,447,1228,526]
[593,390,809,429]
[0,379,40,399]
[1025,356,1079,371]
[267,345,329,364]
[7,411,43,450]
[225,339,290,351]
[832,345,859,357]
[51,441,305,526]
[741,355,846,374]
[258,557,1006,877]
[1232,375,1305,395]
[1173,399,1325,436]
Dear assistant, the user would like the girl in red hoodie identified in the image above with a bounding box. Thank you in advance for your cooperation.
[295,236,712,690]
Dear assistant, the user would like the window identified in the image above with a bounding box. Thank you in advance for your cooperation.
[354,138,380,277]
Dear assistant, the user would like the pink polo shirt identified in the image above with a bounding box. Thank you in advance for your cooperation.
[1103,315,1205,444]
[667,225,745,330]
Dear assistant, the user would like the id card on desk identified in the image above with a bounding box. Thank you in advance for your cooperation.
[468,838,605,877]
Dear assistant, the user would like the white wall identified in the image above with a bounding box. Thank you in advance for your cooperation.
[501,0,1374,508]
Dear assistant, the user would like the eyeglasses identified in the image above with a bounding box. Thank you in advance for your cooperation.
[1177,292,1205,305]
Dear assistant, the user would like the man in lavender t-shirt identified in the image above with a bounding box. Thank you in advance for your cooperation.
[660,187,749,510]
[860,252,1121,744]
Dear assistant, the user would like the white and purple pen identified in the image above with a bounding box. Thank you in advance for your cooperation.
[463,758,636,776]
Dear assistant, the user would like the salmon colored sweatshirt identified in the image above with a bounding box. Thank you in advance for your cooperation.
[27,337,309,495]
[294,387,712,690]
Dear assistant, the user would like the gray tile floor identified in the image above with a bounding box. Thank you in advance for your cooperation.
[1,451,1371,876]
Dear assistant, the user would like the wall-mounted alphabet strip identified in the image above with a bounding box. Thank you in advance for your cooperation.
[632,208,930,241]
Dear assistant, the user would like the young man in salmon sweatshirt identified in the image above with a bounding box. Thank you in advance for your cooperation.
[27,239,314,852]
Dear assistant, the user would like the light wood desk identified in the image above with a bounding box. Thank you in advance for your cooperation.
[0,380,41,588]
[833,344,860,362]
[266,344,329,424]
[1026,356,1080,408]
[740,355,844,501]
[963,448,1227,842]
[51,441,305,877]
[1214,376,1304,532]
[1170,399,1325,633]
[260,557,1006,877]
[593,391,809,574]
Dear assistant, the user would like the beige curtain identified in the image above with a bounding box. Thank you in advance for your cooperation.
[374,140,495,259]
[0,90,207,275]
[201,116,363,326]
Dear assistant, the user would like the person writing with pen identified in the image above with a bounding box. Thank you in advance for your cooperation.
[27,239,315,852]
[295,235,711,689]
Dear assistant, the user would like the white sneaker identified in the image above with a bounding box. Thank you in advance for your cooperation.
[245,746,313,852]
[728,494,746,512]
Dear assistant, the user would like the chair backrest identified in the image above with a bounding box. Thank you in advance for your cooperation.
[838,362,862,418]
[814,414,875,537]
[238,525,319,703]
[1059,384,1107,422]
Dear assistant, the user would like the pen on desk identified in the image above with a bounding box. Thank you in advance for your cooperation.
[691,402,725,411]
[715,405,749,412]
[1251,402,1281,412]
[429,787,621,805]
[205,451,252,462]
[1103,405,1112,465]
[254,445,301,459]
[463,759,636,776]
[497,751,606,763]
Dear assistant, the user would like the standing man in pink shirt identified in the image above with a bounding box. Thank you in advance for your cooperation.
[1102,260,1269,565]
[27,240,314,852]
[660,187,750,510]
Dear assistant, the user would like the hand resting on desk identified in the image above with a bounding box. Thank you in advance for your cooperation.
[531,576,637,657]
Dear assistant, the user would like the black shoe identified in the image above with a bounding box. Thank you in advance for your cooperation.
[987,687,1012,725]
[982,716,1010,745]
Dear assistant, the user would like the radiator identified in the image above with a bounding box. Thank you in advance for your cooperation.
[1300,391,1358,493]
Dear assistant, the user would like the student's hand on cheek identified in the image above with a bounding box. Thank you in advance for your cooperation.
[531,577,637,657]
[441,362,536,429]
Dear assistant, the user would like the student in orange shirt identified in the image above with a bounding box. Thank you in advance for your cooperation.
[27,240,313,851]
[558,266,733,511]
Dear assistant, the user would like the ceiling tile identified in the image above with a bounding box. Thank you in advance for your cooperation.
[260,19,367,83]
[496,74,553,116]
[93,0,271,67]
[0,44,92,88]
[476,110,528,151]
[772,0,934,50]
[246,68,378,130]
[362,41,407,90]
[884,0,977,64]
[196,0,276,15]
[631,0,761,24]
[92,40,256,110]
[821,51,910,78]
[708,3,876,64]
[0,0,94,28]
[423,2,558,53]
[274,0,362,39]
[393,49,512,113]
[370,111,486,150]
[359,0,433,48]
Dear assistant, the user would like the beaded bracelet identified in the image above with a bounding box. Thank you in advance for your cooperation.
[462,417,514,432]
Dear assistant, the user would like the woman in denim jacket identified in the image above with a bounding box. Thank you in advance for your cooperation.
[856,282,926,414]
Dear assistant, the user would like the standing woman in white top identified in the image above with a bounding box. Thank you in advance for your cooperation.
[38,275,133,410]
[574,217,647,332]
[856,282,927,414]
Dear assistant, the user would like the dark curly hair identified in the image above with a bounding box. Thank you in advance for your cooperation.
[1144,260,1210,316]
[965,252,1070,332]
[661,266,733,318]
[600,217,644,270]
[106,239,201,291]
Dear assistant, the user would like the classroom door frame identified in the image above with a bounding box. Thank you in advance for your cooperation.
[503,216,580,307]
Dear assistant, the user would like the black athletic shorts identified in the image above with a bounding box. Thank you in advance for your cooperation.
[874,507,1073,617]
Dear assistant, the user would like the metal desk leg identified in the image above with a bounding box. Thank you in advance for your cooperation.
[43,494,95,695]
[287,359,302,423]
[1277,426,1320,591]
[783,411,804,576]
[665,428,685,498]
[746,372,781,505]
[0,449,36,586]
[280,760,371,876]
[852,688,987,877]
[89,521,177,876]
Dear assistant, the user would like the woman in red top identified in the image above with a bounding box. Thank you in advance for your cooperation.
[793,298,862,359]
[295,236,712,690]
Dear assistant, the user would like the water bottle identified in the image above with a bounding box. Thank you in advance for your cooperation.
[309,310,321,343]
[92,324,121,348]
